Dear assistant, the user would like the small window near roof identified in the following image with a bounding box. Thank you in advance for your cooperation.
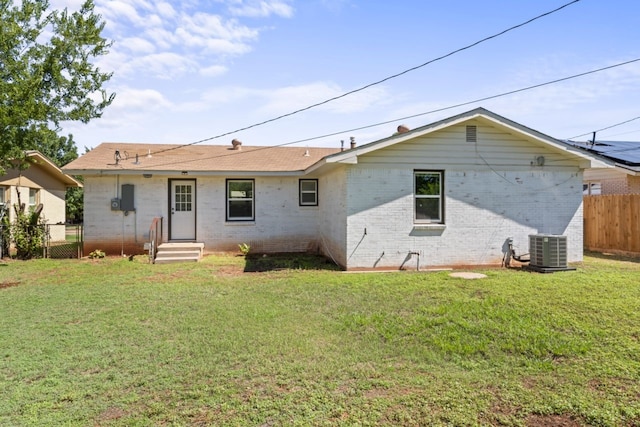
[299,179,318,206]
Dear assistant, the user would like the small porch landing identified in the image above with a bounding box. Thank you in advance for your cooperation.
[154,242,204,264]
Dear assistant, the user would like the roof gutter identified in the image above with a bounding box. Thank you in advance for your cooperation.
[62,169,309,177]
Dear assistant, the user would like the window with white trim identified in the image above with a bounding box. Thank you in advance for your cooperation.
[29,188,39,211]
[583,182,601,195]
[0,186,6,206]
[226,179,254,221]
[299,179,318,206]
[414,171,443,223]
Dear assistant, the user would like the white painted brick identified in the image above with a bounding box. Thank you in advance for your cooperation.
[342,166,584,269]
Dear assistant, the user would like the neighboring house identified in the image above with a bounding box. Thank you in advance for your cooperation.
[63,108,605,270]
[1,150,82,241]
[563,140,640,195]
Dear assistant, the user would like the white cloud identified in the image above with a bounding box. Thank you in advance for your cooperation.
[112,87,173,111]
[227,1,294,18]
[92,1,270,79]
[200,65,229,77]
[49,0,86,9]
[257,82,391,114]
[98,1,146,27]
[121,53,198,79]
[120,37,156,54]
[156,1,177,19]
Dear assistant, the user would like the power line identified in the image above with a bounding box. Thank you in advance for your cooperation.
[151,0,582,155]
[569,115,640,140]
[281,58,640,146]
[139,57,640,169]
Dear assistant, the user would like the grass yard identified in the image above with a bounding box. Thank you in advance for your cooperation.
[0,253,639,426]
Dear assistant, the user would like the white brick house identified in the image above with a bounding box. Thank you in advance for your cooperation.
[63,108,604,269]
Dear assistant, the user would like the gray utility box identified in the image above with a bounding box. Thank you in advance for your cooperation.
[121,184,135,212]
[529,234,567,268]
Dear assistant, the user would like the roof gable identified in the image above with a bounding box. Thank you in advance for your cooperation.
[1,151,82,188]
[320,108,606,168]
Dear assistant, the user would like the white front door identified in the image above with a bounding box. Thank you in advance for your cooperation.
[170,180,196,240]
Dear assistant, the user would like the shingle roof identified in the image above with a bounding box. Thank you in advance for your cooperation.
[63,142,341,174]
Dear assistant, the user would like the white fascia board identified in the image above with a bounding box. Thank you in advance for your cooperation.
[64,169,306,177]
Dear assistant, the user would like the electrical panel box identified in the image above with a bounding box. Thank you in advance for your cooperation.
[121,184,135,212]
[110,198,121,211]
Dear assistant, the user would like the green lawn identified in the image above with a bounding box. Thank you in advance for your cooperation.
[0,253,639,426]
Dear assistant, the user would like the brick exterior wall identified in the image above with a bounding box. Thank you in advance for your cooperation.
[600,175,640,194]
[343,166,584,269]
[83,175,324,256]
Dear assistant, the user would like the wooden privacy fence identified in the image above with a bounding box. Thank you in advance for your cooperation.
[583,195,640,254]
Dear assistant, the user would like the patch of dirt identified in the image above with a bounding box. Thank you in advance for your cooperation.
[526,414,584,427]
[0,281,19,289]
[96,406,127,423]
[215,265,245,277]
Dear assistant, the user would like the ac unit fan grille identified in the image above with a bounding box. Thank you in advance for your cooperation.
[529,235,567,268]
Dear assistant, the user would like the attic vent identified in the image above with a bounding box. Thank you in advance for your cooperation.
[466,125,477,143]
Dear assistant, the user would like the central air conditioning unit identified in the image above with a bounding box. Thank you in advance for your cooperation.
[529,234,568,268]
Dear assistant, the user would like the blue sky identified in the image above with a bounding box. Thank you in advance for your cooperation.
[51,0,640,151]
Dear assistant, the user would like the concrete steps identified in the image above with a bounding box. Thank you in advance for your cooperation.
[154,242,204,264]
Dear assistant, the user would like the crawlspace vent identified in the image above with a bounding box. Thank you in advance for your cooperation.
[466,125,477,143]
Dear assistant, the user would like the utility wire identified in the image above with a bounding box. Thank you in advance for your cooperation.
[279,58,640,147]
[138,57,640,169]
[568,115,640,140]
[150,0,582,155]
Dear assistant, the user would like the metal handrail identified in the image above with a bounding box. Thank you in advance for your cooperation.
[148,217,163,263]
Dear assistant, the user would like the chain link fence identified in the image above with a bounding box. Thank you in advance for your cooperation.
[44,224,83,259]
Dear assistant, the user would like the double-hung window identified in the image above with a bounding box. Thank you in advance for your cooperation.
[226,179,254,221]
[299,179,318,206]
[414,171,443,223]
[0,186,6,207]
[29,188,39,211]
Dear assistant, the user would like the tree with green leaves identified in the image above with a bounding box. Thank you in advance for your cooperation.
[38,131,84,223]
[0,0,115,173]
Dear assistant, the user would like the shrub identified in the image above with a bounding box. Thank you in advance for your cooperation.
[238,243,250,256]
[10,204,45,260]
[88,249,105,259]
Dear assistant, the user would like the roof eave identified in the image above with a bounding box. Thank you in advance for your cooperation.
[62,169,307,177]
[26,151,83,187]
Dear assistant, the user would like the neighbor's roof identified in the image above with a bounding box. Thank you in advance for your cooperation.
[63,143,341,176]
[563,140,640,172]
[7,151,82,187]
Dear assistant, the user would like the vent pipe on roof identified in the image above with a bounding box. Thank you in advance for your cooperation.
[350,136,356,149]
[397,124,410,134]
[232,139,242,150]
[341,140,344,151]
